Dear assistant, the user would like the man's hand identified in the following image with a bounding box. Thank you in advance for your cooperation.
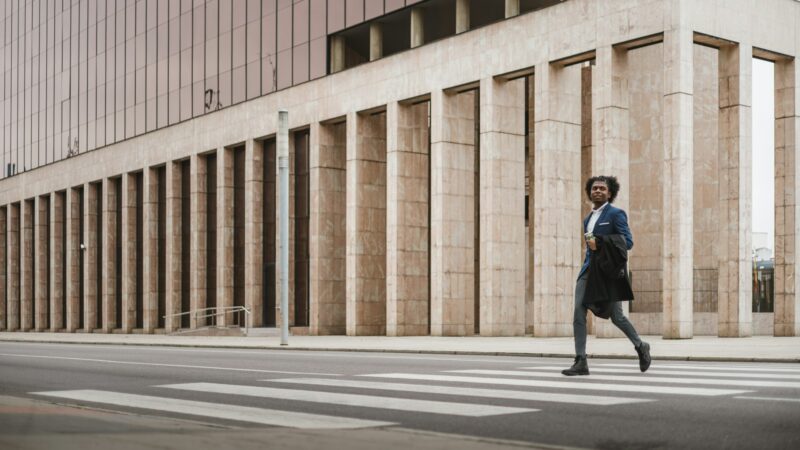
[587,238,597,251]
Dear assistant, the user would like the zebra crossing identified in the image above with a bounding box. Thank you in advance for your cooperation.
[32,360,800,430]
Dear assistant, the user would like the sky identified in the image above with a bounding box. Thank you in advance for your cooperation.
[751,59,775,251]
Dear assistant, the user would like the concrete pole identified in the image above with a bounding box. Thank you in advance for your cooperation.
[278,109,289,346]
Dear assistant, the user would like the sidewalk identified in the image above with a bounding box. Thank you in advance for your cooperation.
[2,332,799,362]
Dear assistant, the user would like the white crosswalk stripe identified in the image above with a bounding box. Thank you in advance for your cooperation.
[525,366,800,380]
[159,382,536,416]
[597,363,800,373]
[32,389,395,429]
[264,377,653,406]
[363,373,752,396]
[448,369,800,389]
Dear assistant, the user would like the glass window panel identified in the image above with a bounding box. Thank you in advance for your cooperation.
[181,0,192,14]
[219,31,231,72]
[262,0,276,15]
[276,5,291,51]
[136,0,146,35]
[218,70,230,107]
[180,48,191,86]
[292,43,307,84]
[232,66,244,104]
[345,0,363,27]
[168,89,178,124]
[309,0,325,39]
[169,0,180,18]
[233,0,246,28]
[261,53,275,94]
[192,5,204,44]
[191,80,203,116]
[145,97,155,131]
[246,61,259,99]
[247,0,261,21]
[147,0,157,29]
[205,37,217,77]
[169,18,179,54]
[262,12,276,56]
[146,63,156,98]
[219,0,231,33]
[206,0,218,38]
[158,0,168,25]
[136,67,146,103]
[293,0,307,46]
[246,18,259,63]
[157,23,167,59]
[327,0,344,33]
[98,19,106,51]
[169,53,179,91]
[98,0,106,21]
[135,102,144,134]
[179,85,190,121]
[276,48,290,90]
[192,42,204,84]
[180,12,191,50]
[158,58,167,96]
[146,28,156,64]
[157,94,167,127]
[365,0,383,20]
[136,34,146,68]
[232,26,245,68]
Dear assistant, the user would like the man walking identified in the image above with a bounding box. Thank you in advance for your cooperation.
[562,175,651,376]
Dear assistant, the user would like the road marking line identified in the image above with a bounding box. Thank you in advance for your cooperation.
[525,367,800,380]
[264,378,652,406]
[450,370,800,389]
[363,373,752,396]
[597,363,800,373]
[32,390,393,429]
[0,353,342,376]
[734,396,800,403]
[160,382,537,417]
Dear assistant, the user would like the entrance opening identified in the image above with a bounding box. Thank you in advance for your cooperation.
[206,153,218,319]
[294,131,310,327]
[157,167,167,329]
[180,160,191,328]
[135,173,144,330]
[263,138,277,327]
[233,146,246,324]
[752,58,775,314]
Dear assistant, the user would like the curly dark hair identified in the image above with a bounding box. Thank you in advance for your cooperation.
[585,175,620,203]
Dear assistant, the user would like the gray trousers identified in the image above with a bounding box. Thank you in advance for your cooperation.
[573,272,642,357]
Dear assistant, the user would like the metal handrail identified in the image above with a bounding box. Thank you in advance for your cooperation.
[164,306,251,335]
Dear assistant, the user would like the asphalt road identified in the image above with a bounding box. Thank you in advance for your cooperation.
[0,342,798,450]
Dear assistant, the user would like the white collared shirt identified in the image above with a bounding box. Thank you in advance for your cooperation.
[587,202,609,233]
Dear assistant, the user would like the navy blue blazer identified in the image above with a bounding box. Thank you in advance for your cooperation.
[578,204,634,280]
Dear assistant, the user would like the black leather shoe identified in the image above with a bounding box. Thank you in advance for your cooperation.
[561,356,589,376]
[636,341,651,372]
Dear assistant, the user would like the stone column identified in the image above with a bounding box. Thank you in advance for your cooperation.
[346,111,388,336]
[309,122,347,335]
[479,76,526,336]
[50,192,65,331]
[410,8,424,49]
[0,206,6,330]
[430,89,476,336]
[661,28,694,339]
[456,0,470,34]
[121,174,137,333]
[190,154,207,328]
[7,204,20,331]
[592,45,633,338]
[83,184,99,332]
[102,178,118,331]
[245,140,264,328]
[20,199,33,331]
[164,162,183,332]
[386,101,430,336]
[330,36,344,73]
[505,0,520,18]
[717,42,753,337]
[369,23,382,61]
[65,190,80,332]
[775,59,800,336]
[142,168,158,332]
[217,147,234,326]
[35,196,49,331]
[532,63,582,337]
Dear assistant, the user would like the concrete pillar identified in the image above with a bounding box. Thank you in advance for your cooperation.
[386,101,430,336]
[346,111,388,336]
[245,140,264,328]
[7,204,20,331]
[456,0,470,34]
[142,168,158,332]
[50,193,65,331]
[505,0,520,18]
[717,42,753,337]
[190,154,207,328]
[0,206,6,330]
[102,178,118,331]
[410,8,424,49]
[83,184,99,332]
[20,199,33,331]
[35,196,49,331]
[217,147,234,326]
[775,59,800,336]
[65,190,80,332]
[592,46,633,338]
[121,174,137,333]
[369,23,382,61]
[532,63,582,337]
[478,77,526,336]
[430,89,476,336]
[164,162,182,332]
[309,122,347,335]
[661,28,694,338]
[330,36,345,73]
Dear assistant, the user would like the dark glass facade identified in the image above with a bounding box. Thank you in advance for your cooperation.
[0,0,426,178]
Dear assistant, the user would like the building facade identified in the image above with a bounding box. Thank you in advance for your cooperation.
[0,0,798,338]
